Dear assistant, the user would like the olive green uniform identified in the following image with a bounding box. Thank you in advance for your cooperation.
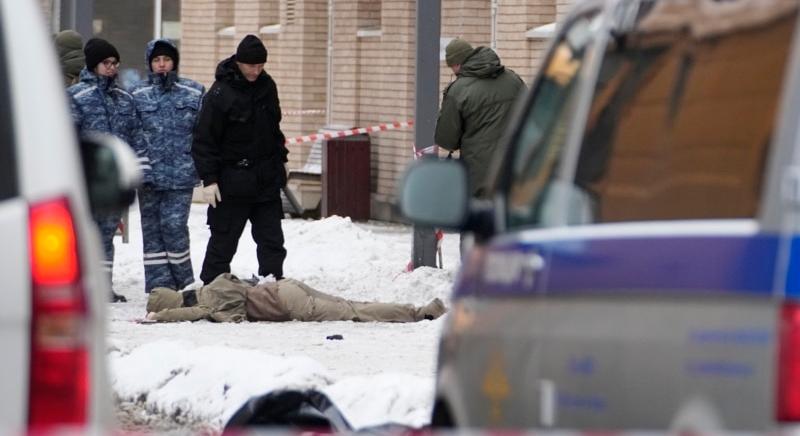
[435,47,526,197]
[147,273,445,323]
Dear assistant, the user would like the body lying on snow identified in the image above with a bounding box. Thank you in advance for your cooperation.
[145,273,446,323]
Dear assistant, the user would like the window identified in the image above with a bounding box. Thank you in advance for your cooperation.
[357,0,381,31]
[571,5,795,223]
[506,13,600,229]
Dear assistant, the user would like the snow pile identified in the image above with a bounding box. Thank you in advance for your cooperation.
[324,374,436,429]
[110,340,333,427]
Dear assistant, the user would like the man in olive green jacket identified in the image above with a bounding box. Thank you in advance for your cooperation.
[54,30,85,87]
[435,38,526,198]
[145,273,446,323]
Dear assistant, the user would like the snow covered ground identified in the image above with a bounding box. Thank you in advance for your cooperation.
[106,202,460,432]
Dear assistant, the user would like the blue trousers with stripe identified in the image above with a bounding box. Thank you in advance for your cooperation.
[139,188,195,293]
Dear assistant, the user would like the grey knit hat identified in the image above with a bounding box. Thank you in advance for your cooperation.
[445,38,473,67]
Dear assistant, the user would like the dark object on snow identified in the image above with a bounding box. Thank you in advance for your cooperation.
[223,389,424,434]
[111,291,127,303]
[326,334,343,340]
[224,389,350,432]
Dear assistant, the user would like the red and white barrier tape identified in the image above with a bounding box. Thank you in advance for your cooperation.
[282,109,327,116]
[285,120,415,145]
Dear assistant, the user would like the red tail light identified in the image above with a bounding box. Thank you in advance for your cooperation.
[28,197,89,427]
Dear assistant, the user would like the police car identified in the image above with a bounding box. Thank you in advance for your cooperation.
[0,0,138,431]
[401,0,800,430]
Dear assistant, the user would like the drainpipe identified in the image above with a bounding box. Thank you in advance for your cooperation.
[154,0,162,39]
[326,0,334,126]
[491,0,498,50]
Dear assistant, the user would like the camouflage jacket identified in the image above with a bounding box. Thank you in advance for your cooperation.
[131,39,205,190]
[68,68,148,179]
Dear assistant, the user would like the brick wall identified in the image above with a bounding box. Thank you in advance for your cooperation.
[557,0,576,24]
[500,0,554,82]
[325,0,418,219]
[269,0,328,171]
[181,0,235,86]
[441,0,492,104]
[177,0,559,221]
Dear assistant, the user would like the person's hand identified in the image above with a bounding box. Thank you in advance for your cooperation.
[202,183,222,208]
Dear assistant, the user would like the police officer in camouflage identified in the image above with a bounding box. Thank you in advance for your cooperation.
[68,38,146,302]
[131,39,205,293]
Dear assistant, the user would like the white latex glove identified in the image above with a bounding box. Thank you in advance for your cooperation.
[203,183,222,208]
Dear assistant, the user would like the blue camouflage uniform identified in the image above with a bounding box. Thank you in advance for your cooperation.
[68,68,146,285]
[131,39,205,293]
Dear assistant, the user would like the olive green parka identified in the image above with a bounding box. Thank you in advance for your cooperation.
[435,47,526,198]
[54,30,84,87]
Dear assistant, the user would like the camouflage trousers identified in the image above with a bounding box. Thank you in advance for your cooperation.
[92,209,123,286]
[139,188,194,292]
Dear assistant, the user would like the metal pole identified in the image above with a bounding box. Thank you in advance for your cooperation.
[154,0,162,39]
[412,0,441,269]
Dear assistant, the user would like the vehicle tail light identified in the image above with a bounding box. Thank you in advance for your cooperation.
[28,197,89,427]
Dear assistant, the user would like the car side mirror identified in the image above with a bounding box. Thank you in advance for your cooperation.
[79,132,141,214]
[399,158,470,229]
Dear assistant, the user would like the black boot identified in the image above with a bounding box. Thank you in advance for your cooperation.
[111,291,127,303]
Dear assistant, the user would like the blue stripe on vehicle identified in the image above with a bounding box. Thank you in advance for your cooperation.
[546,235,779,294]
[454,234,788,298]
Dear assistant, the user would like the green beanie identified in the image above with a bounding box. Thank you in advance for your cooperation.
[445,38,473,67]
[146,288,184,313]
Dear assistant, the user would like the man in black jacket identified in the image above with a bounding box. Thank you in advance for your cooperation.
[192,35,289,284]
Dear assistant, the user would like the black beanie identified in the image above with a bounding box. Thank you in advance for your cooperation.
[235,35,267,64]
[84,38,120,71]
[149,41,179,71]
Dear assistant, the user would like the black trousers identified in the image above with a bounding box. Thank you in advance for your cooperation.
[200,199,286,283]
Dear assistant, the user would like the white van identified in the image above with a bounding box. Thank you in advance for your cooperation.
[0,0,138,431]
[402,0,800,431]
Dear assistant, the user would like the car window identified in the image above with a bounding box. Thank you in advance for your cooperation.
[0,20,17,201]
[506,13,601,229]
[568,4,796,224]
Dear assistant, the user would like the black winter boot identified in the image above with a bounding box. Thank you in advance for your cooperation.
[111,291,127,303]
